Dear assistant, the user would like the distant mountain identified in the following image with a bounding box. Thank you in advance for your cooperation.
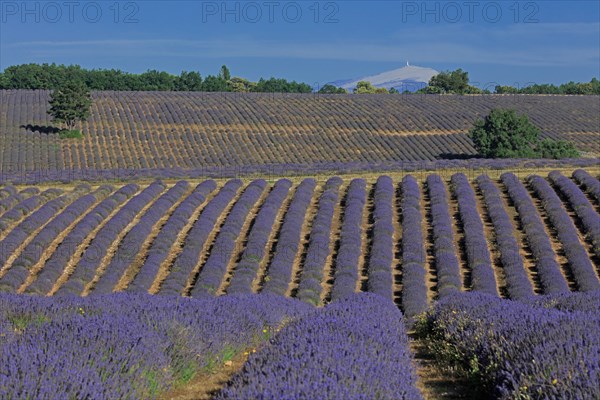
[329,64,439,92]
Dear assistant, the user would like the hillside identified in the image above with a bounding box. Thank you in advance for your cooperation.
[0,90,598,177]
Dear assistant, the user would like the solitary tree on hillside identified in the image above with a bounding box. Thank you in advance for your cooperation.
[47,80,92,132]
[470,108,579,159]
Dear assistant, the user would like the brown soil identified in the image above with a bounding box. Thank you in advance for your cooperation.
[421,180,438,302]
[410,334,470,400]
[356,182,373,293]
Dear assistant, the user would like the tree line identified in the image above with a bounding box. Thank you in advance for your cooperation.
[1,63,597,95]
[0,64,312,93]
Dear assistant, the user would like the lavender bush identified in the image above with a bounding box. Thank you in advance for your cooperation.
[191,180,267,296]
[261,179,316,296]
[0,293,312,399]
[25,184,139,295]
[400,175,428,319]
[367,176,395,300]
[127,180,217,293]
[56,182,166,296]
[92,181,190,294]
[419,291,600,399]
[426,174,462,298]
[0,189,63,233]
[549,171,600,258]
[476,175,534,300]
[217,293,423,400]
[329,179,367,301]
[450,173,497,295]
[573,169,600,204]
[528,175,600,291]
[158,180,242,295]
[296,177,342,305]
[501,173,569,294]
[227,179,292,295]
[0,186,113,293]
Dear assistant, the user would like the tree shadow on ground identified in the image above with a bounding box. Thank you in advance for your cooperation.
[437,153,481,160]
[20,124,61,134]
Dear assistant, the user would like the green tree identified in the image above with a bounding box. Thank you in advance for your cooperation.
[47,81,92,131]
[353,81,388,94]
[318,84,347,94]
[219,65,231,81]
[470,108,579,159]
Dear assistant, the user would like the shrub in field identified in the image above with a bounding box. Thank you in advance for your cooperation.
[0,293,312,399]
[217,293,422,400]
[470,108,579,159]
[419,292,600,399]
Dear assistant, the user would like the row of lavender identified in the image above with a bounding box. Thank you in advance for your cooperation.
[1,157,598,185]
[0,170,598,302]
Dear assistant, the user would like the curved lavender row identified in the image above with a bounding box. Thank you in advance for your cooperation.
[450,173,497,295]
[217,294,422,400]
[329,179,367,301]
[191,180,267,296]
[19,188,40,197]
[573,169,600,203]
[549,171,600,258]
[528,175,600,291]
[158,180,242,295]
[55,182,166,296]
[0,189,63,233]
[366,176,395,300]
[400,175,428,318]
[501,173,569,295]
[226,179,292,295]
[296,177,343,304]
[25,184,140,295]
[476,175,534,300]
[261,178,317,296]
[426,174,462,298]
[0,193,24,215]
[92,181,191,294]
[0,185,90,273]
[0,186,113,293]
[126,180,217,293]
[0,186,17,199]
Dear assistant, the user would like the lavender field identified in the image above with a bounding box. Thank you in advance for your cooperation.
[1,169,599,398]
[1,91,599,180]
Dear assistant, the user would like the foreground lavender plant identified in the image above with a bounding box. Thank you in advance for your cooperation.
[420,291,600,399]
[0,293,312,399]
[217,293,423,400]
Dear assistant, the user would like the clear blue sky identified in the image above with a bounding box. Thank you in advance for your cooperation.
[1,1,599,86]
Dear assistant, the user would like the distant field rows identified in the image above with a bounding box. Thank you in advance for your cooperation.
[1,91,599,174]
[1,169,598,317]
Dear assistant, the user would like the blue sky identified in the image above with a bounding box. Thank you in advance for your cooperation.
[1,1,599,86]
